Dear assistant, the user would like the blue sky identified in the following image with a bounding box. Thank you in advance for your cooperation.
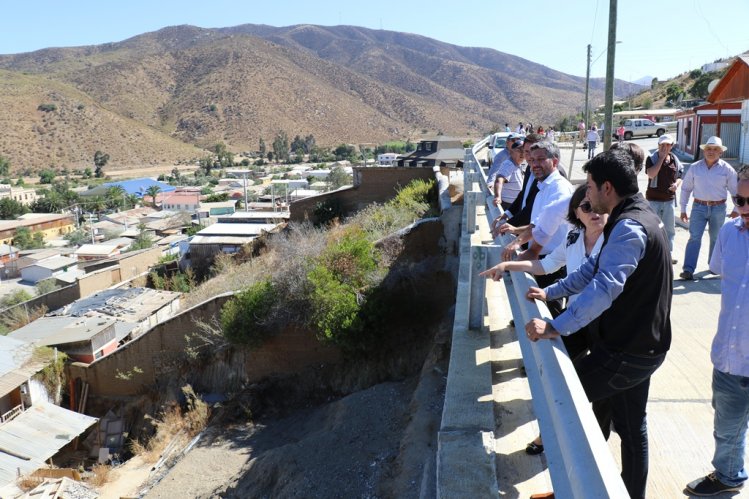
[2,0,748,81]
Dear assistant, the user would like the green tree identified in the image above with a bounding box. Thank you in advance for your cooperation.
[689,69,703,79]
[12,227,45,249]
[214,142,234,169]
[272,131,289,162]
[259,138,267,157]
[651,77,659,89]
[39,169,56,184]
[145,185,161,207]
[0,198,27,219]
[665,83,684,103]
[333,144,356,161]
[64,228,91,246]
[690,71,721,99]
[94,150,110,178]
[0,156,9,177]
[327,165,352,189]
[82,167,93,179]
[129,223,154,251]
[105,185,127,210]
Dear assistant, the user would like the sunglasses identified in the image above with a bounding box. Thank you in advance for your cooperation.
[578,201,593,213]
[734,195,749,207]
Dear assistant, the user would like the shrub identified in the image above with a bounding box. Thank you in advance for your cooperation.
[220,279,277,346]
[37,103,57,112]
[35,279,60,296]
[307,264,361,343]
[306,227,379,347]
[0,289,33,308]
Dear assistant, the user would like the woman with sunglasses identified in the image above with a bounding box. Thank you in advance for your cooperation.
[481,184,608,454]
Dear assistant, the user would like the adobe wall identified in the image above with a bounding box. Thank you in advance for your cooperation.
[290,167,434,223]
[76,267,118,298]
[67,293,340,398]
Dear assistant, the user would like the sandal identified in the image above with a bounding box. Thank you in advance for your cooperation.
[525,442,544,455]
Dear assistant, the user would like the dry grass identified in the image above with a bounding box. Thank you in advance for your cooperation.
[17,475,43,492]
[89,464,112,487]
[129,385,210,464]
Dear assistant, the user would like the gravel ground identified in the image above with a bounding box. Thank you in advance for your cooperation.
[143,380,435,498]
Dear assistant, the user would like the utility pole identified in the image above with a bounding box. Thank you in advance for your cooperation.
[603,0,618,150]
[584,44,591,138]
[242,172,249,212]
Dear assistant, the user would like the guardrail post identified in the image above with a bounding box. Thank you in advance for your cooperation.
[469,244,499,330]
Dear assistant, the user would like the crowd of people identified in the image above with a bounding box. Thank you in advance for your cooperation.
[479,131,746,498]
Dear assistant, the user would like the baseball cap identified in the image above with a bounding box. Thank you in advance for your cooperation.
[658,134,675,145]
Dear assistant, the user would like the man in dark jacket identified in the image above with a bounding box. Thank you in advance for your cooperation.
[524,149,672,499]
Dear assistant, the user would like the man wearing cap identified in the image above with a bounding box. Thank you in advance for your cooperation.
[646,134,683,264]
[686,165,749,496]
[492,139,526,210]
[679,136,738,280]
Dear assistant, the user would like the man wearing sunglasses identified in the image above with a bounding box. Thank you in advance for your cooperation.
[686,165,749,496]
[524,149,672,498]
[678,136,738,280]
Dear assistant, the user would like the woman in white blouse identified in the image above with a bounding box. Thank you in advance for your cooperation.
[481,184,608,454]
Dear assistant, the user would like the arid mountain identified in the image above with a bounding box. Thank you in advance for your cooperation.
[0,24,642,172]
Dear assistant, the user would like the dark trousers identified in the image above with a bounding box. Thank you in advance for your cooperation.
[573,345,666,499]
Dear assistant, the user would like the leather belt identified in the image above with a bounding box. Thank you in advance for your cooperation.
[694,198,726,206]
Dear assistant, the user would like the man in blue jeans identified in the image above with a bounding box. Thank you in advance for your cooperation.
[686,165,749,495]
[525,149,672,498]
[645,134,682,264]
[678,136,738,280]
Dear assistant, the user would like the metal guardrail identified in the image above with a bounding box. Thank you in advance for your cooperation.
[448,139,629,497]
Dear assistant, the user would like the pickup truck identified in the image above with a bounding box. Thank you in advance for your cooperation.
[614,119,677,140]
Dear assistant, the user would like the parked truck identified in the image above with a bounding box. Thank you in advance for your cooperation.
[614,119,677,140]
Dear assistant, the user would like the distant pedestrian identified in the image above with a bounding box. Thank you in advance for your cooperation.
[536,125,544,134]
[545,127,555,141]
[586,126,599,159]
[504,123,511,132]
[645,134,683,263]
[578,119,586,142]
[685,165,749,497]
[617,124,626,143]
[517,122,525,134]
[678,136,738,280]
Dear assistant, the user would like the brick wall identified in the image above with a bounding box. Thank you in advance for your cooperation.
[67,293,340,397]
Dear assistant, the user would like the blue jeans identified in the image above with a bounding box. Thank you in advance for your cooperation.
[648,200,676,252]
[588,141,597,159]
[683,202,726,273]
[712,369,749,487]
[574,345,666,499]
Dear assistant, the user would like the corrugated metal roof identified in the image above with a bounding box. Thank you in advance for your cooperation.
[0,402,97,488]
[196,223,277,236]
[0,337,48,399]
[9,316,116,346]
[74,244,119,256]
[189,235,257,245]
[29,256,77,271]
